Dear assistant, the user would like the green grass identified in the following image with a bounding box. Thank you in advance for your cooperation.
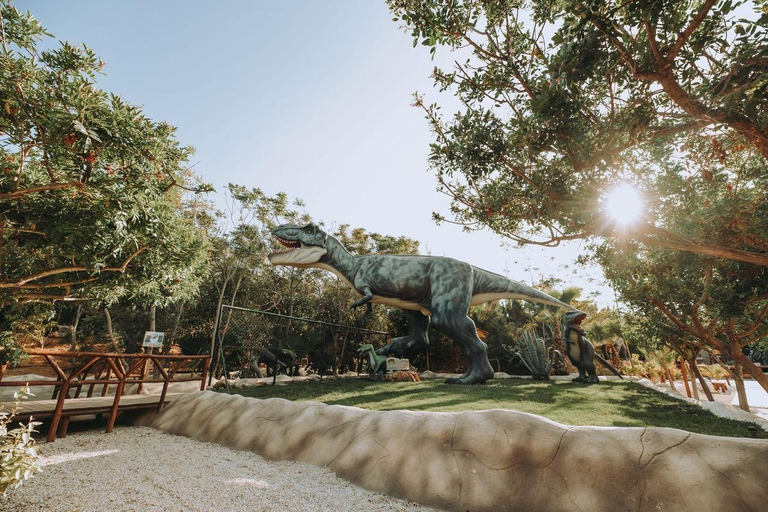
[224,378,768,439]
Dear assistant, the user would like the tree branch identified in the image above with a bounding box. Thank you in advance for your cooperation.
[666,0,719,62]
[636,226,768,267]
[0,247,147,288]
[0,181,83,199]
[735,299,768,342]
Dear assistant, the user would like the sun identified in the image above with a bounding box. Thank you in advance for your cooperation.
[603,184,644,227]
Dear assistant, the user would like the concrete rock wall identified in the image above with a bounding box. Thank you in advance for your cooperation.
[138,391,768,512]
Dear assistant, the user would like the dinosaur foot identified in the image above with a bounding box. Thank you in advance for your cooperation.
[445,370,494,385]
[572,375,599,384]
[376,336,427,358]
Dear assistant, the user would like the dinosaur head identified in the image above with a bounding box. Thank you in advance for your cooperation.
[268,222,328,267]
[564,310,587,326]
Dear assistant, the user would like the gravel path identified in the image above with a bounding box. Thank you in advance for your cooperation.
[0,426,436,512]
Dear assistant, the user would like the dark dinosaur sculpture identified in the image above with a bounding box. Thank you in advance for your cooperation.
[358,344,387,379]
[268,222,581,384]
[563,311,623,383]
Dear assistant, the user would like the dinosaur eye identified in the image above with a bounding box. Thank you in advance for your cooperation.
[304,227,312,234]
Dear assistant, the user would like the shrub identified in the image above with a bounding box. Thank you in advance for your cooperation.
[0,387,39,495]
[0,331,26,368]
[621,354,662,381]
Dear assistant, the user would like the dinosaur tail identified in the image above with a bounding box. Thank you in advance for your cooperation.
[595,354,624,379]
[472,267,577,311]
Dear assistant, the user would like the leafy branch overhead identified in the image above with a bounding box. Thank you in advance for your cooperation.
[390,0,768,265]
[0,1,212,305]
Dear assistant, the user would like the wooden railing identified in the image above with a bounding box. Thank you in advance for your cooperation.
[0,350,210,442]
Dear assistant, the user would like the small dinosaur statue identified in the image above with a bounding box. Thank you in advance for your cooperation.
[268,222,581,385]
[563,311,623,383]
[357,344,387,378]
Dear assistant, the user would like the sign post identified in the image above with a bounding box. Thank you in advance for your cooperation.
[140,332,165,391]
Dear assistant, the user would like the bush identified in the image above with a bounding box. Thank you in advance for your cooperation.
[620,354,662,381]
[0,331,26,368]
[0,387,39,495]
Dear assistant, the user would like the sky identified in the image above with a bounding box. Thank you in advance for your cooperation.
[17,0,615,306]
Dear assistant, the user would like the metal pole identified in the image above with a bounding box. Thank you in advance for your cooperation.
[218,331,230,394]
[272,356,278,386]
[209,302,225,388]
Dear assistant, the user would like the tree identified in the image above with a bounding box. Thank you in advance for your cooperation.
[594,239,768,408]
[388,0,768,266]
[0,1,212,307]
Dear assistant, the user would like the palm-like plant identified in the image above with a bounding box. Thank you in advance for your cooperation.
[505,325,557,380]
[640,346,679,391]
[699,364,731,386]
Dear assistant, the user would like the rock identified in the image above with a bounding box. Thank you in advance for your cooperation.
[137,391,768,512]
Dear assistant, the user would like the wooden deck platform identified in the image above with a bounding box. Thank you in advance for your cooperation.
[7,392,188,419]
[1,350,210,442]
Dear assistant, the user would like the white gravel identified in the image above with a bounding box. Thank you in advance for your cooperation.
[0,426,436,512]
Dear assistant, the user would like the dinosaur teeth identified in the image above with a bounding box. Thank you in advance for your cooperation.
[276,237,300,249]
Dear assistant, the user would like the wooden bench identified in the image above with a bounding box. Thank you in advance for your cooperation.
[0,350,210,442]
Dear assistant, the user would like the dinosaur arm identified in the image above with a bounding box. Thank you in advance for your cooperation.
[350,286,373,309]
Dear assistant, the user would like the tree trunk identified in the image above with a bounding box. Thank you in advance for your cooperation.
[686,360,700,400]
[664,367,676,393]
[149,305,156,331]
[338,329,350,374]
[104,308,127,372]
[734,351,768,396]
[680,356,692,398]
[219,273,244,342]
[104,308,120,353]
[210,277,231,358]
[711,353,734,386]
[732,355,750,412]
[688,358,714,402]
[608,344,621,370]
[72,304,82,351]
[147,305,157,378]
[167,303,184,354]
[550,321,569,376]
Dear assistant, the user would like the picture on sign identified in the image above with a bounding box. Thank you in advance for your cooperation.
[142,331,165,348]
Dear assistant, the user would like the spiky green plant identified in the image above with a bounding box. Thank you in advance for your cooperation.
[506,325,556,380]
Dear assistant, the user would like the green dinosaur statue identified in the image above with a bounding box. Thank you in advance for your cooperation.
[269,222,580,384]
[358,344,387,377]
[563,311,623,383]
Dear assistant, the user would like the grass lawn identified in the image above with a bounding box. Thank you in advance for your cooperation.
[224,377,767,439]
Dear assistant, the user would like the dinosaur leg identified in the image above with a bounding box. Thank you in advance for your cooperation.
[582,340,599,383]
[425,270,494,385]
[572,367,588,382]
[376,310,430,357]
[431,307,494,385]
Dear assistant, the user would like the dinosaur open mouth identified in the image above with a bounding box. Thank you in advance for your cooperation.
[268,234,327,266]
[276,237,300,250]
[569,313,586,326]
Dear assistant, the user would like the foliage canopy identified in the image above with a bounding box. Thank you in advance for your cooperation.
[0,1,211,307]
[389,0,768,266]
